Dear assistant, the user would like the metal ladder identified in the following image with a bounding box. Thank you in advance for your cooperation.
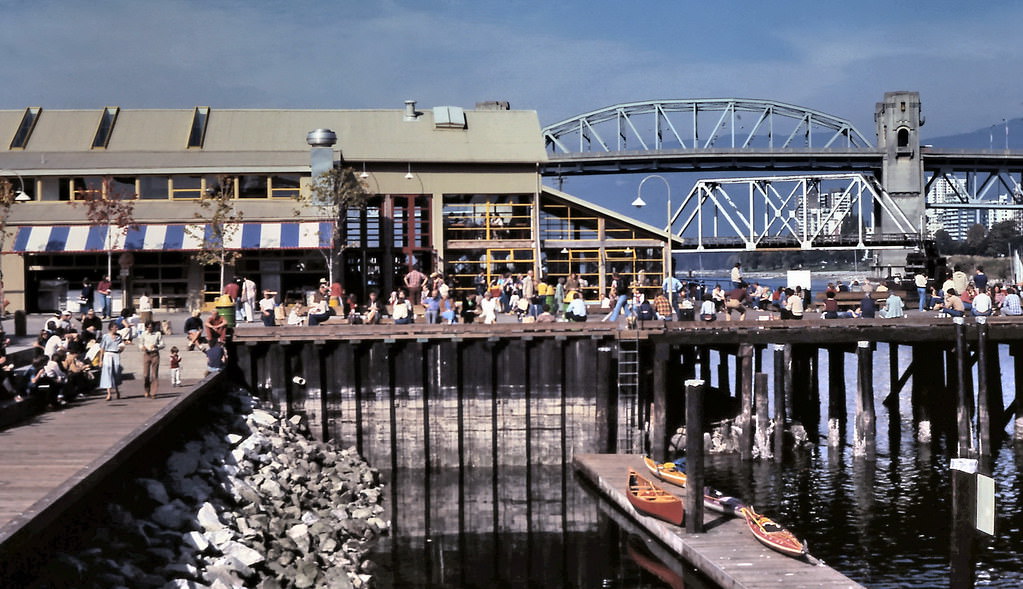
[616,333,642,453]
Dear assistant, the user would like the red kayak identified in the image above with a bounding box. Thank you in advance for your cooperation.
[740,505,807,558]
[626,469,684,526]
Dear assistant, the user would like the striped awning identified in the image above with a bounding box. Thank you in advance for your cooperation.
[9,222,334,253]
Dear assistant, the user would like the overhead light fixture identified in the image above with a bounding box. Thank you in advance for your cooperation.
[360,163,369,179]
[560,248,569,254]
[14,191,31,202]
[405,163,415,180]
[631,195,646,208]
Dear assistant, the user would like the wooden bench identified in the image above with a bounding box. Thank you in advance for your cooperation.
[813,289,911,311]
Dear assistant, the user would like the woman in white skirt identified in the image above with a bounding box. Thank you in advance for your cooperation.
[99,323,124,401]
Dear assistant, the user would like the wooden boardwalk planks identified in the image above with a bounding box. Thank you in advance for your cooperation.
[574,454,864,589]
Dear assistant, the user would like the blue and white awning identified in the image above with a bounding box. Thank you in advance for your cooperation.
[9,222,334,253]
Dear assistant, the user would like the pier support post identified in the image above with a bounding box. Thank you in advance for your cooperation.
[651,343,670,462]
[950,458,978,589]
[854,341,876,459]
[954,317,974,456]
[1013,344,1023,444]
[685,379,705,534]
[827,346,846,448]
[698,347,711,385]
[754,372,771,459]
[977,319,992,458]
[772,344,786,461]
[738,344,754,461]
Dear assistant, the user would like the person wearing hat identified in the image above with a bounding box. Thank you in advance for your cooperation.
[56,310,73,332]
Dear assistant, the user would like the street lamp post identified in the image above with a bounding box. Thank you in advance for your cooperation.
[0,171,31,329]
[631,174,672,281]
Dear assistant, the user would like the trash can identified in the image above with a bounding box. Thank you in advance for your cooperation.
[215,295,236,328]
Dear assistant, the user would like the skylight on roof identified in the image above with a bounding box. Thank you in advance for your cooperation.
[91,107,119,149]
[433,106,466,129]
[187,107,210,148]
[9,107,40,149]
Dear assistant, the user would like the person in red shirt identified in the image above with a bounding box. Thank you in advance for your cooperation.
[97,276,112,319]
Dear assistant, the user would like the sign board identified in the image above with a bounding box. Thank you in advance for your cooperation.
[787,270,811,291]
[977,473,995,536]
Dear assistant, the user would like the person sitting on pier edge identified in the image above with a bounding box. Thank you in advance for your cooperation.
[480,290,498,324]
[78,308,102,343]
[459,292,478,324]
[823,291,840,319]
[859,291,877,319]
[287,301,307,326]
[782,288,804,320]
[204,336,227,376]
[364,291,383,325]
[1001,287,1022,315]
[392,290,414,325]
[710,284,725,311]
[971,286,993,317]
[879,291,904,318]
[536,304,556,323]
[184,310,204,350]
[205,309,228,341]
[724,285,750,321]
[565,290,587,322]
[942,288,966,317]
[652,291,673,321]
[699,293,717,321]
[307,294,332,326]
[423,289,440,324]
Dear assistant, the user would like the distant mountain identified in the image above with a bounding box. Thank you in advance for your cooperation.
[925,118,1023,149]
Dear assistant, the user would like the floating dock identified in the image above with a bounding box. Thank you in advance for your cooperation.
[573,453,864,589]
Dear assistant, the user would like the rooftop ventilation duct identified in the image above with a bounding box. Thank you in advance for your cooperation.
[404,100,420,121]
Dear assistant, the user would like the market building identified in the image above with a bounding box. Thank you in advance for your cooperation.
[0,101,669,314]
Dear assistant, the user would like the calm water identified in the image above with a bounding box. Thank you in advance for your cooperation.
[369,344,1023,588]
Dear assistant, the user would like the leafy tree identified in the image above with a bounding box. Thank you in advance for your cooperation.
[933,229,957,255]
[187,175,242,294]
[964,223,987,254]
[70,176,138,280]
[984,220,1020,257]
[293,167,370,285]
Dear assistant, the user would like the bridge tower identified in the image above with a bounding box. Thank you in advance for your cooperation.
[875,91,926,269]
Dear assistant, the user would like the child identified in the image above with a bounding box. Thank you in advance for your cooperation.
[169,346,182,387]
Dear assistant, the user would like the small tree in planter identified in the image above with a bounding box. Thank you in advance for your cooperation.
[70,176,138,307]
[187,175,242,297]
[293,167,370,286]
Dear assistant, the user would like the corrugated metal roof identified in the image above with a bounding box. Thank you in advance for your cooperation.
[0,106,547,164]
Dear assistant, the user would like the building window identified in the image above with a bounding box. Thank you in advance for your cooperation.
[238,175,268,198]
[187,107,210,148]
[171,175,204,199]
[92,107,119,149]
[897,127,910,148]
[139,176,170,199]
[66,177,104,201]
[9,107,41,149]
[269,174,301,198]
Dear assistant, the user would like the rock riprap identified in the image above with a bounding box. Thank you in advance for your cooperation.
[38,391,388,589]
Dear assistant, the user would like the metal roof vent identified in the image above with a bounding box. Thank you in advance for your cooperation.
[306,128,337,147]
[404,100,420,121]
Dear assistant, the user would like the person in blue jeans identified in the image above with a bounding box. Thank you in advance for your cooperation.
[914,271,928,311]
[603,274,631,322]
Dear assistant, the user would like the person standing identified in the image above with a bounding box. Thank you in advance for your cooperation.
[137,321,164,399]
[99,323,123,401]
[914,271,928,311]
[258,290,277,327]
[403,265,427,306]
[241,276,258,322]
[973,266,988,293]
[168,346,182,387]
[138,292,153,326]
[79,278,95,317]
[97,275,112,319]
[730,262,743,288]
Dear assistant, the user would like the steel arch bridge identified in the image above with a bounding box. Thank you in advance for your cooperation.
[542,99,873,156]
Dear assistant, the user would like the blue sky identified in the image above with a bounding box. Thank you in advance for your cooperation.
[3,0,1021,139]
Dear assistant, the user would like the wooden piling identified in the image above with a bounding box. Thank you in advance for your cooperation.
[754,372,771,459]
[651,343,670,462]
[950,458,978,589]
[698,346,711,384]
[827,346,846,448]
[738,344,754,461]
[954,318,974,457]
[977,319,992,458]
[854,341,876,459]
[685,379,705,534]
[772,344,786,460]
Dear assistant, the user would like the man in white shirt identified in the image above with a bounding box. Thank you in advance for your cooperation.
[972,288,993,316]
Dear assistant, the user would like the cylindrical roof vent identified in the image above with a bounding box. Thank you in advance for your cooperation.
[306,128,337,147]
[404,100,419,121]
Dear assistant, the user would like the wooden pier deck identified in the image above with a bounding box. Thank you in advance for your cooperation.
[0,336,220,581]
[574,454,864,589]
